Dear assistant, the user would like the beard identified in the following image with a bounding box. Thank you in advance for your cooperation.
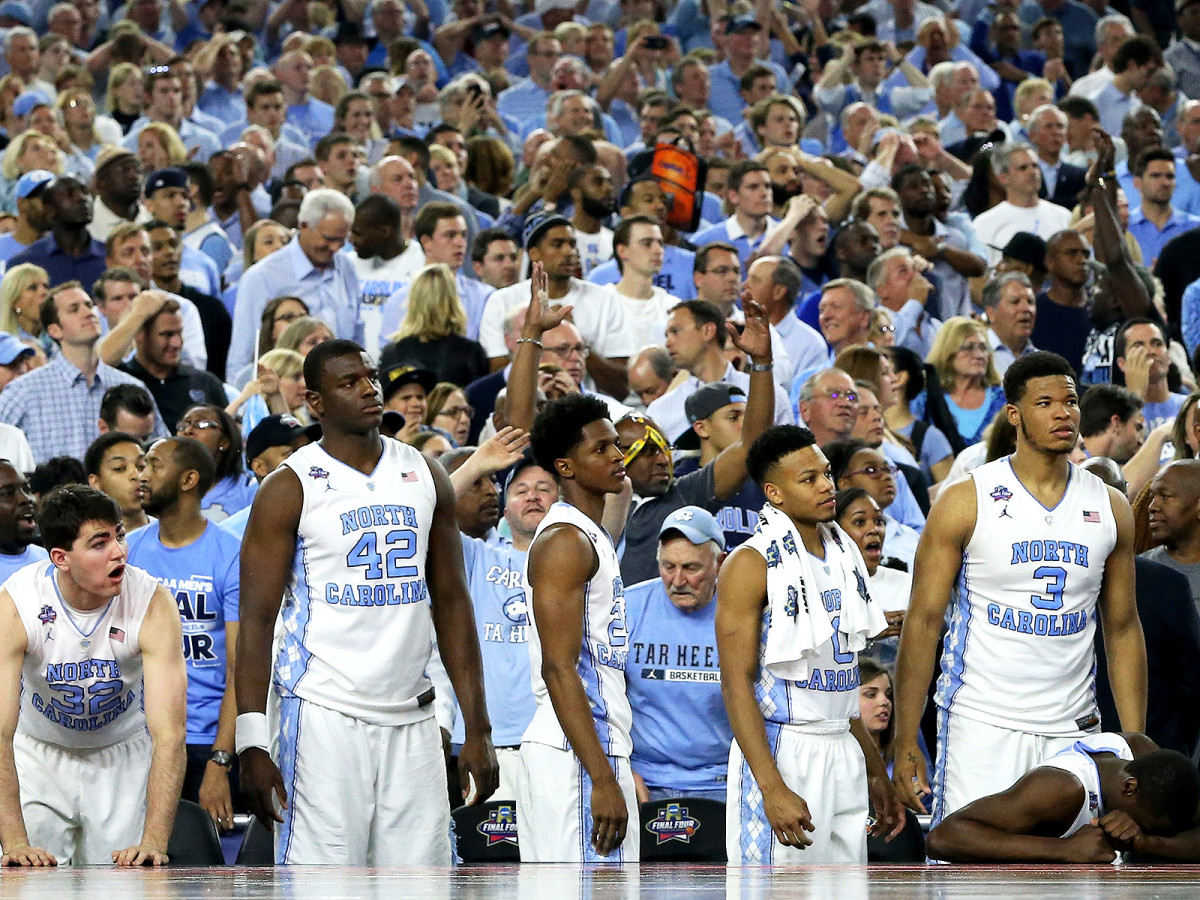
[772,182,799,208]
[581,195,616,220]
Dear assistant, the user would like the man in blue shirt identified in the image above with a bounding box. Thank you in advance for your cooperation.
[1129,147,1200,268]
[0,461,47,583]
[1113,318,1190,430]
[227,189,362,381]
[625,506,732,801]
[8,177,107,290]
[126,436,241,832]
[692,161,776,276]
[707,16,790,124]
[496,32,559,123]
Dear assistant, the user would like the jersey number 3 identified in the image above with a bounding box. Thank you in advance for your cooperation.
[347,530,417,580]
[1031,565,1067,611]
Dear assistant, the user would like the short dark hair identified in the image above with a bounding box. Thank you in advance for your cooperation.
[180,161,213,206]
[1057,95,1100,122]
[83,431,142,478]
[40,281,85,333]
[37,484,120,551]
[283,158,320,182]
[669,299,727,349]
[1002,350,1076,405]
[165,436,218,496]
[100,384,156,430]
[424,121,461,145]
[1079,384,1143,438]
[822,437,871,485]
[354,193,401,231]
[530,393,612,479]
[890,162,928,194]
[771,257,804,305]
[1127,749,1200,834]
[1133,146,1176,178]
[245,78,284,109]
[834,485,872,521]
[1111,35,1162,74]
[93,267,146,306]
[1114,316,1165,363]
[471,227,516,263]
[695,242,739,273]
[314,132,355,161]
[303,338,364,393]
[612,213,658,252]
[414,202,465,242]
[393,135,430,170]
[727,160,768,194]
[746,425,818,487]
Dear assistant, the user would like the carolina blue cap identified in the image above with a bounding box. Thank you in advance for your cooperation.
[13,90,50,119]
[15,169,55,200]
[0,0,32,26]
[659,506,726,550]
[0,334,35,366]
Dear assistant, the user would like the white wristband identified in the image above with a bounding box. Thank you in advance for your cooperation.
[235,712,270,755]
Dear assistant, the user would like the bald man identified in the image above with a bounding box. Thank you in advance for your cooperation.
[1143,460,1200,612]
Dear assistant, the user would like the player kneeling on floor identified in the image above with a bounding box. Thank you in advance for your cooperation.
[0,485,187,867]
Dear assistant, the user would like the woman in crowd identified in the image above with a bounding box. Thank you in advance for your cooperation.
[277,316,335,359]
[857,657,895,762]
[177,404,258,522]
[0,264,50,356]
[57,89,118,164]
[465,135,514,212]
[227,348,308,435]
[922,317,1008,448]
[335,91,388,163]
[38,36,75,89]
[229,296,310,389]
[137,122,188,173]
[0,132,64,215]
[412,429,453,458]
[836,486,911,666]
[0,75,26,144]
[222,219,294,312]
[826,437,921,570]
[379,264,489,387]
[105,62,145,133]
[425,383,473,447]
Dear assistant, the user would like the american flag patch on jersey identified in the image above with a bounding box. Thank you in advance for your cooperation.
[401,471,418,482]
[109,626,125,642]
[1082,510,1100,523]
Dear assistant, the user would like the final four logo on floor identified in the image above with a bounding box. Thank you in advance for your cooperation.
[477,804,519,846]
[646,803,701,844]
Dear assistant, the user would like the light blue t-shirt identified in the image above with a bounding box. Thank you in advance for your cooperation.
[126,521,241,744]
[0,544,48,585]
[202,473,258,523]
[1143,392,1188,431]
[451,535,535,748]
[624,578,731,794]
[220,505,250,540]
[587,244,698,300]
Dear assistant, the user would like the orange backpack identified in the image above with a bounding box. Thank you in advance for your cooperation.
[628,138,708,233]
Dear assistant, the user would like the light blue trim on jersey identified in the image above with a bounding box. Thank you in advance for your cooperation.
[50,564,114,639]
[1006,456,1074,512]
[934,567,974,713]
[577,581,614,754]
[579,757,624,863]
[931,703,950,829]
[276,694,304,864]
[277,534,315,694]
[739,721,781,864]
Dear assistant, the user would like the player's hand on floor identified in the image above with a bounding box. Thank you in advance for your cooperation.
[199,762,235,832]
[589,776,628,857]
[239,746,287,829]
[764,785,815,848]
[458,733,499,805]
[1,844,56,866]
[1062,824,1117,864]
[112,843,168,866]
[867,773,908,841]
[891,743,931,811]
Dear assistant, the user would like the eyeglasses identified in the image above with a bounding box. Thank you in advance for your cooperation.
[818,390,859,403]
[274,311,305,324]
[702,265,740,276]
[846,462,898,479]
[875,324,896,334]
[144,65,171,76]
[544,343,590,359]
[957,341,989,354]
[437,405,474,419]
[177,419,221,435]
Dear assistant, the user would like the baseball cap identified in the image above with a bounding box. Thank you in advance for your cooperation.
[13,91,50,119]
[659,505,726,550]
[0,334,35,367]
[94,143,138,179]
[472,19,511,42]
[724,15,763,35]
[523,211,572,250]
[144,167,188,197]
[675,383,746,450]
[244,413,309,463]
[991,232,1047,269]
[0,0,32,26]
[15,170,55,200]
[381,365,437,403]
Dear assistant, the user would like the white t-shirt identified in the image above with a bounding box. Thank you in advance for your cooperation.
[350,243,426,353]
[973,201,1073,267]
[478,278,637,360]
[576,226,614,276]
[610,285,679,347]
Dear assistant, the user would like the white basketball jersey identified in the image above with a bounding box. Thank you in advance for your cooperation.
[936,458,1117,734]
[9,561,156,748]
[742,530,862,727]
[1041,733,1132,838]
[524,501,632,758]
[277,439,437,726]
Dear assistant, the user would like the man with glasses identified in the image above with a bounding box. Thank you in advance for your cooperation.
[0,282,166,463]
[497,33,561,123]
[227,189,361,382]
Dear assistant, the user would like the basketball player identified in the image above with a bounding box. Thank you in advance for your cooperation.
[521,392,636,862]
[927,732,1200,863]
[0,485,187,866]
[235,339,498,866]
[892,351,1147,826]
[718,425,906,865]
